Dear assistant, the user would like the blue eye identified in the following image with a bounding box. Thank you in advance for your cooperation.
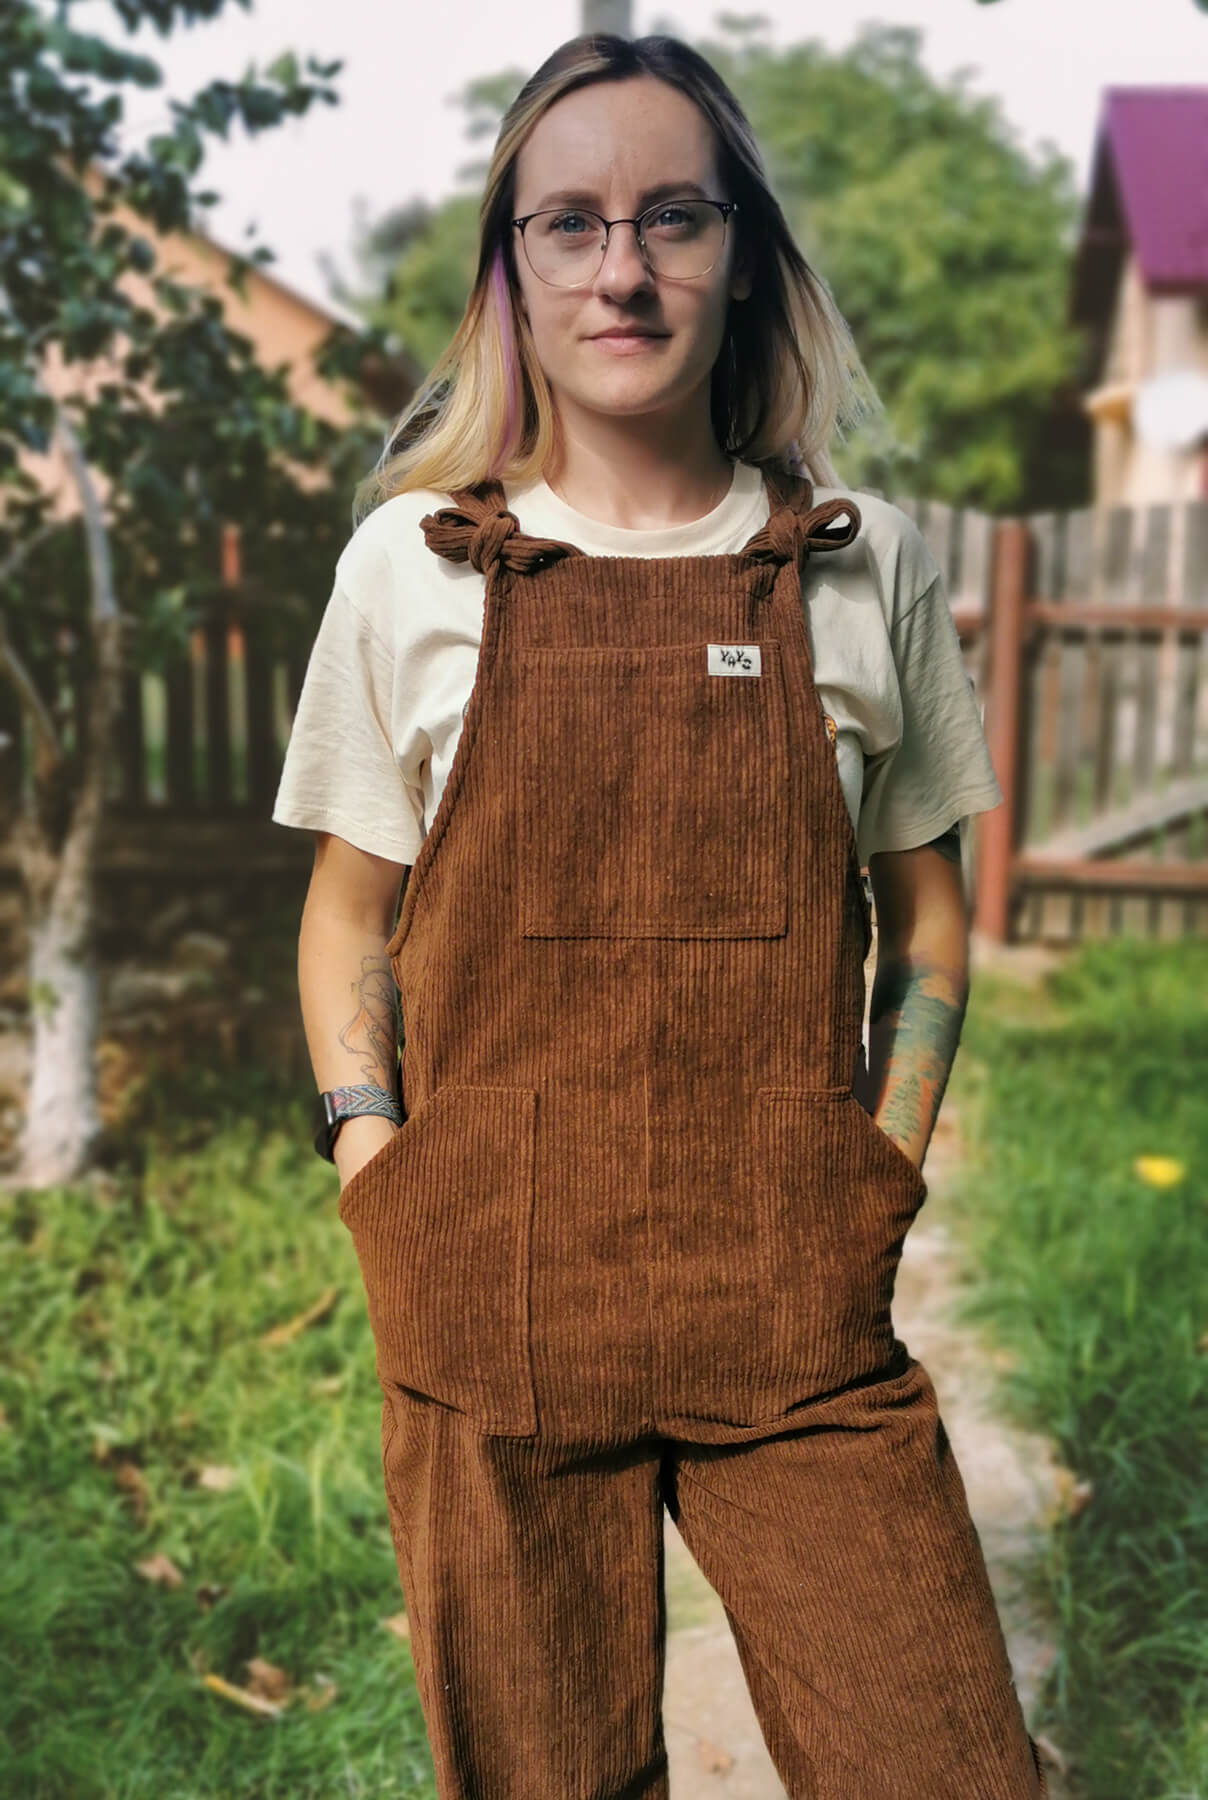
[549,212,592,236]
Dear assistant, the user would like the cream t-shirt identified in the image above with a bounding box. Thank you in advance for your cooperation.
[271,458,1001,869]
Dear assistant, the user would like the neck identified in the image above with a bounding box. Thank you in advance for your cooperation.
[544,401,734,530]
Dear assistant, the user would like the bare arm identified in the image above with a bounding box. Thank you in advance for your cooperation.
[297,832,410,1188]
[863,824,970,1172]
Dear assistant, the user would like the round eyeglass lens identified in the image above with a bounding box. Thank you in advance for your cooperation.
[523,201,727,286]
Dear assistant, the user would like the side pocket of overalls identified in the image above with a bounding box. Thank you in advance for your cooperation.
[339,1085,540,1437]
[755,1086,929,1389]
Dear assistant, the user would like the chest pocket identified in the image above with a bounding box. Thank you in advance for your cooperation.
[517,639,790,939]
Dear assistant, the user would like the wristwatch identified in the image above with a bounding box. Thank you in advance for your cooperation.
[313,1083,404,1162]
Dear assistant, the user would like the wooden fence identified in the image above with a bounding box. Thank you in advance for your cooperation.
[3,504,1206,940]
[896,494,1208,941]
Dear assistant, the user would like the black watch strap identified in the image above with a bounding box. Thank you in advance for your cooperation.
[313,1083,403,1162]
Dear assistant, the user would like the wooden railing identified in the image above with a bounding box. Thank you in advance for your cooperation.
[893,496,1208,941]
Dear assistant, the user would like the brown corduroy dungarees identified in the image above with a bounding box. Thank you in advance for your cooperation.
[335,467,1048,1799]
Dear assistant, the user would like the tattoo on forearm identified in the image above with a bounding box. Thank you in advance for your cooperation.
[867,955,969,1156]
[337,954,402,1097]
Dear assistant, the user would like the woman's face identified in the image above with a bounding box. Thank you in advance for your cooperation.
[509,74,751,433]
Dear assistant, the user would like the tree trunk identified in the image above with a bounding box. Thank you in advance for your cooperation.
[16,810,104,1185]
[8,406,126,1188]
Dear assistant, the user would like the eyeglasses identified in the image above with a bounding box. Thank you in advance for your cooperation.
[511,198,738,288]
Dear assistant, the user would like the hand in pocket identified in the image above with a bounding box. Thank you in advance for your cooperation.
[335,1116,401,1194]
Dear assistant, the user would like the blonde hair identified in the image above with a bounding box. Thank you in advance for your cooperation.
[352,31,880,527]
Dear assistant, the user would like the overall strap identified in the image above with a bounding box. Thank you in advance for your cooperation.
[742,467,862,602]
[419,477,584,584]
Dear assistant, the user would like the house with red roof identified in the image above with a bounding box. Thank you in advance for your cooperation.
[1072,87,1208,505]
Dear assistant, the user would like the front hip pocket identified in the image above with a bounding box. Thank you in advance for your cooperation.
[338,1085,539,1437]
[517,641,790,938]
[754,1086,928,1393]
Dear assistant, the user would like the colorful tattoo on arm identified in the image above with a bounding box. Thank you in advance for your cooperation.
[337,954,403,1103]
[866,955,969,1165]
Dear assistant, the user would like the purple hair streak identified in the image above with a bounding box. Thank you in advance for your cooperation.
[488,247,521,474]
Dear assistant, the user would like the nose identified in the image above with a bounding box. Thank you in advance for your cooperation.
[591,219,655,303]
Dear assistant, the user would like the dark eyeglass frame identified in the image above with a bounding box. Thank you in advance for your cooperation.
[511,198,739,287]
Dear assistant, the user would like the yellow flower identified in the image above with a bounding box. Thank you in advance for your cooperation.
[1133,1155,1186,1189]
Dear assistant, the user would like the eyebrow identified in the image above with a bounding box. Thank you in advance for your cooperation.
[528,179,711,212]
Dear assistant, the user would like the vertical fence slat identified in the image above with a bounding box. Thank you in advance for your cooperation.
[115,667,145,807]
[243,613,277,814]
[1053,507,1092,828]
[1093,507,1131,812]
[1133,503,1169,793]
[1172,499,1206,775]
[1025,513,1061,843]
[164,653,195,809]
[975,519,1030,941]
[203,606,232,809]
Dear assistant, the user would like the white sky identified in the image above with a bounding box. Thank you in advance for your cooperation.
[90,0,1208,319]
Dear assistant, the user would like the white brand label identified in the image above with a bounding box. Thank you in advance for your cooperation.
[706,643,761,677]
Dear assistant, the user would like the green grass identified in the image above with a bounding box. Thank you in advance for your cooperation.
[950,939,1208,1800]
[0,1062,437,1800]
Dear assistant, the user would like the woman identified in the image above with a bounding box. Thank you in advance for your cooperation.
[273,31,1047,1800]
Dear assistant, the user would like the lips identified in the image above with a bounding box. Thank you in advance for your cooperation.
[590,329,667,339]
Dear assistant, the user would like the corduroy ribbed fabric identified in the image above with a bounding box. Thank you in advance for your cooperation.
[336,468,1048,1799]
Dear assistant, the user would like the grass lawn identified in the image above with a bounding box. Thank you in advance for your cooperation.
[950,938,1208,1800]
[0,1059,438,1800]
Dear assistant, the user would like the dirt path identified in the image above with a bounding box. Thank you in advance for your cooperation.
[660,1084,1070,1797]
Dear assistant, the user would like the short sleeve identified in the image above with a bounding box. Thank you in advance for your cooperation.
[270,583,425,864]
[856,574,1002,862]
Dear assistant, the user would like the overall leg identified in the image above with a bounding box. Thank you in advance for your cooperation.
[380,1389,670,1800]
[667,1351,1047,1800]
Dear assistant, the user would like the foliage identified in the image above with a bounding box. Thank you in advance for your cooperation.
[0,0,398,844]
[356,20,1087,512]
[951,940,1208,1798]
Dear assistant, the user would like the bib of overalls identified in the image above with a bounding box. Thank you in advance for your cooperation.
[336,464,929,1443]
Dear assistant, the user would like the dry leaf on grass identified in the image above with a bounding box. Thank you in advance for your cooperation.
[197,1464,239,1493]
[134,1553,184,1589]
[695,1738,734,1774]
[260,1287,340,1348]
[381,1611,411,1641]
[245,1658,293,1705]
[202,1672,284,1719]
[196,1582,227,1611]
[113,1461,150,1523]
[310,1374,345,1397]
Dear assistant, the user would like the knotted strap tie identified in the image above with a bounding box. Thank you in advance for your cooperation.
[743,492,863,602]
[420,490,582,578]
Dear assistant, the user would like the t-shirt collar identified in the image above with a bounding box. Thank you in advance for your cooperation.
[503,458,767,557]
